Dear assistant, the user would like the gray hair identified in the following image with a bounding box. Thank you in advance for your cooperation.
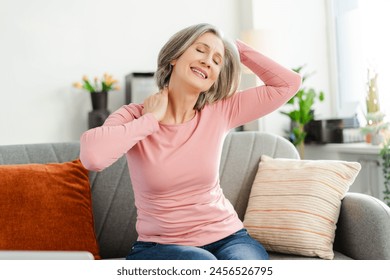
[155,23,241,111]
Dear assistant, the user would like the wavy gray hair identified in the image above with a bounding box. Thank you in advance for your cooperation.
[155,23,241,111]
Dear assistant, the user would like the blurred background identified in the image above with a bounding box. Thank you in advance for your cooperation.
[1,0,388,145]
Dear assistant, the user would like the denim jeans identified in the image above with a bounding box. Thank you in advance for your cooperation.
[125,228,269,260]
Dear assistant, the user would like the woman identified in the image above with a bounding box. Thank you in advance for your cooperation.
[80,23,301,260]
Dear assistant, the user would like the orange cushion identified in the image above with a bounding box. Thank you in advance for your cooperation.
[0,159,100,259]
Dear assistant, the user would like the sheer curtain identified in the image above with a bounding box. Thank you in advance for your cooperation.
[359,0,390,118]
[331,0,389,121]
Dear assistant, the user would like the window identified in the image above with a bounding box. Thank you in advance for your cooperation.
[330,0,390,121]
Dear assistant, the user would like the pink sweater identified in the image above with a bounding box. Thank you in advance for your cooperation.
[80,41,301,246]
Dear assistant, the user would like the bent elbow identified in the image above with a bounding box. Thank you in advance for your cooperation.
[79,131,107,172]
[79,151,105,172]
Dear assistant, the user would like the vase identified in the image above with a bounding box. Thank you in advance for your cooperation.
[88,110,110,129]
[371,133,383,146]
[90,91,108,111]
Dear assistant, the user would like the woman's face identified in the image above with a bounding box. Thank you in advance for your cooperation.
[170,32,225,93]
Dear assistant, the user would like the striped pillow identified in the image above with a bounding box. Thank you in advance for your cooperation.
[243,155,361,259]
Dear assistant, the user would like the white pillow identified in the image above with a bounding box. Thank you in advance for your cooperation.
[243,155,361,259]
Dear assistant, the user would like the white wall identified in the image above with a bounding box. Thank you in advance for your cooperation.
[249,0,332,137]
[0,0,240,144]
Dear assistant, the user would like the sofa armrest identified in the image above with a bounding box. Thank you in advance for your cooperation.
[334,192,390,259]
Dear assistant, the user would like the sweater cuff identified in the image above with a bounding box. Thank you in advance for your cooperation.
[235,39,250,63]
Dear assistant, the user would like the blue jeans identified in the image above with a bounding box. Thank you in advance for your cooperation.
[126,228,269,260]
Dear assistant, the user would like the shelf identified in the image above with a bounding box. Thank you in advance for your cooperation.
[306,142,381,155]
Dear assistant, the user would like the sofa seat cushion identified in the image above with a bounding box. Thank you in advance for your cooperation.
[243,155,361,260]
[0,159,100,259]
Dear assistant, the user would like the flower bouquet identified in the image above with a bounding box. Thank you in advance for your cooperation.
[73,73,120,111]
[73,73,120,93]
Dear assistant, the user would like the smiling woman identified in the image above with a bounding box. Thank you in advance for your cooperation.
[79,23,301,260]
[155,24,241,112]
[169,33,225,103]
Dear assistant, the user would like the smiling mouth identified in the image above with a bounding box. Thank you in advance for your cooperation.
[191,67,208,79]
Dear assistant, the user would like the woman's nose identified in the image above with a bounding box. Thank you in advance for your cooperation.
[200,56,212,68]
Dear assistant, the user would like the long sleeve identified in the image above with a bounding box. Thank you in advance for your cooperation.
[79,104,159,171]
[219,40,302,129]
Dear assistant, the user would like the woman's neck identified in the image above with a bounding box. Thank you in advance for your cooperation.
[160,84,199,125]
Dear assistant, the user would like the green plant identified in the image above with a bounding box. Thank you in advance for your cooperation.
[380,140,390,206]
[281,65,324,158]
[73,73,119,93]
[361,112,389,137]
[366,68,380,114]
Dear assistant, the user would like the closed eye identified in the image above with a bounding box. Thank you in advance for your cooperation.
[195,44,222,65]
[213,55,222,65]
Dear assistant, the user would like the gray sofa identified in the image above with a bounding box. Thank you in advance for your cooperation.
[1,131,390,260]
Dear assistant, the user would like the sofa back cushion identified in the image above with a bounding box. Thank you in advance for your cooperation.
[88,156,137,259]
[220,132,300,220]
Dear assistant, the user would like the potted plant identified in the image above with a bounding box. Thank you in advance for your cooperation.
[360,69,390,145]
[361,112,389,145]
[73,73,120,111]
[281,65,325,158]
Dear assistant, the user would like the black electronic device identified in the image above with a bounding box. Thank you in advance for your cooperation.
[305,116,364,143]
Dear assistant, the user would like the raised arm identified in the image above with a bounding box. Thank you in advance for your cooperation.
[221,40,301,129]
[79,104,159,171]
[80,87,168,171]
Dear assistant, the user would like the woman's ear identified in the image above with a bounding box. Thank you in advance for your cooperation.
[170,60,176,66]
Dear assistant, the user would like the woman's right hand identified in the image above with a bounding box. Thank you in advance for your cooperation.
[142,86,168,121]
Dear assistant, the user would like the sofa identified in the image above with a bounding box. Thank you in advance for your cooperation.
[1,131,389,260]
